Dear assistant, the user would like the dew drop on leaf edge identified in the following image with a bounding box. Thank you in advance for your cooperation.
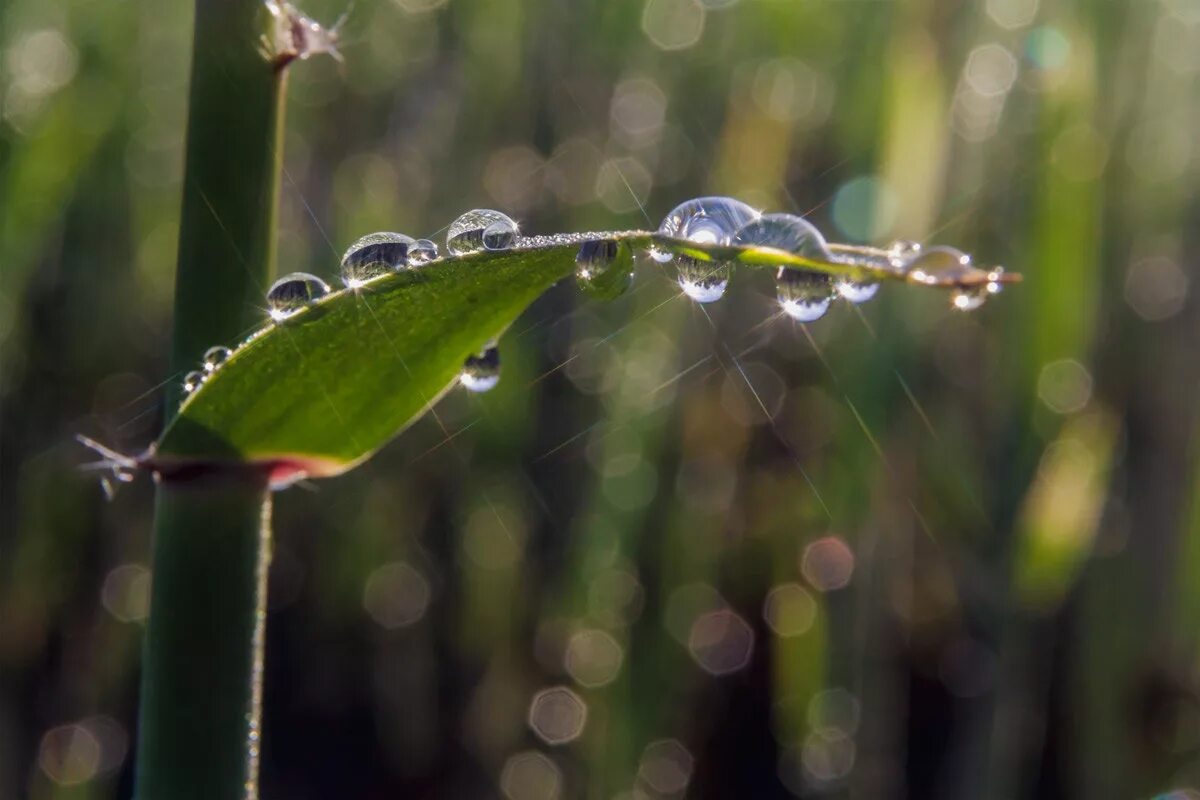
[182,370,205,394]
[408,238,439,265]
[340,231,415,286]
[266,272,331,320]
[202,346,232,372]
[446,209,519,256]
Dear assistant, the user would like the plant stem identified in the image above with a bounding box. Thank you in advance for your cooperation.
[137,0,287,797]
[135,477,272,800]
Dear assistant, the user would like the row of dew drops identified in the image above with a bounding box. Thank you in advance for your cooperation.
[182,198,1004,398]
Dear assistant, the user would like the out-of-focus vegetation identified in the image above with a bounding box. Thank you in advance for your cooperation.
[1,0,1198,797]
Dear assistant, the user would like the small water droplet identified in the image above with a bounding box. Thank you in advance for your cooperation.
[408,238,439,265]
[202,346,232,373]
[835,279,879,304]
[887,239,922,267]
[776,268,836,322]
[460,347,501,392]
[952,286,989,311]
[651,196,760,263]
[340,232,414,286]
[182,370,205,394]
[266,272,331,320]
[904,246,974,285]
[446,209,518,256]
[576,239,634,300]
[677,257,731,303]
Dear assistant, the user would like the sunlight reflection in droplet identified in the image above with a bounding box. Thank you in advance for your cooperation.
[801,537,855,592]
[688,608,755,676]
[528,687,588,745]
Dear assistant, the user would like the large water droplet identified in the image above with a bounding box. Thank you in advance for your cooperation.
[732,212,830,260]
[340,232,414,287]
[202,346,232,373]
[446,209,519,256]
[677,257,731,304]
[266,272,331,320]
[903,246,974,285]
[182,370,205,394]
[651,196,760,263]
[460,347,501,392]
[776,268,836,322]
[576,239,634,301]
[408,238,439,265]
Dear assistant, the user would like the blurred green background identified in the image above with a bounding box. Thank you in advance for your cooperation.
[2,0,1198,797]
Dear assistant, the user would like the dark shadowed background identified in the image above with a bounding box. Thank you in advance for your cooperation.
[2,0,1199,797]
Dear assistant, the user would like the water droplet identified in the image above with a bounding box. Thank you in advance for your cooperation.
[576,239,634,300]
[182,370,205,394]
[887,238,922,267]
[266,272,331,320]
[446,209,518,255]
[835,279,879,304]
[408,238,439,265]
[651,196,760,263]
[951,286,989,311]
[340,231,414,287]
[677,257,730,303]
[202,346,232,373]
[776,268,835,322]
[732,212,830,261]
[460,346,501,392]
[903,246,974,285]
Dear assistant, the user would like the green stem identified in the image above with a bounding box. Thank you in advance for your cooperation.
[137,0,287,797]
[135,478,272,800]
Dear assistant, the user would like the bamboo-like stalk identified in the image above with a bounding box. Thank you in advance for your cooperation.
[135,0,287,797]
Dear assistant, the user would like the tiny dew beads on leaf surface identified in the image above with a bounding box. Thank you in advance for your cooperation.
[80,197,1020,492]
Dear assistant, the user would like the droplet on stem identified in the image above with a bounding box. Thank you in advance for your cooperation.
[340,232,415,287]
[776,268,836,322]
[651,196,760,263]
[460,346,501,392]
[446,209,519,256]
[266,272,331,321]
[903,246,974,285]
[677,257,731,304]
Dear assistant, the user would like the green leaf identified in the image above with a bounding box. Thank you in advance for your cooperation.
[151,233,1019,481]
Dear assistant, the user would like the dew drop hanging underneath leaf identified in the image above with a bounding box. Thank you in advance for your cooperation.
[460,347,501,393]
[576,239,634,301]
